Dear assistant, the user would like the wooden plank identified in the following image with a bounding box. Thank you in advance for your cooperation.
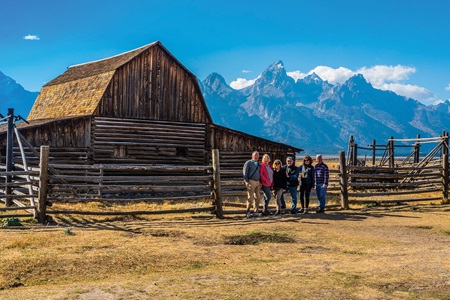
[46,206,214,216]
[0,206,36,211]
[349,197,442,204]
[348,187,441,197]
[47,194,212,202]
[0,213,34,218]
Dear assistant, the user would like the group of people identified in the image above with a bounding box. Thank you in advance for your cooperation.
[242,151,329,218]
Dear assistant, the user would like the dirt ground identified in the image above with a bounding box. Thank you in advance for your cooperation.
[1,204,449,300]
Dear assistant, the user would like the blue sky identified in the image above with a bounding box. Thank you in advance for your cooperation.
[1,0,449,105]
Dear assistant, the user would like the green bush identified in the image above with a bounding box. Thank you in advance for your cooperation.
[2,217,23,227]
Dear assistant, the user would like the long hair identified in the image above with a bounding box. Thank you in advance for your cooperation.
[303,155,313,165]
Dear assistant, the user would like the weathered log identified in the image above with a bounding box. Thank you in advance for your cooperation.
[47,194,212,202]
[0,206,36,211]
[348,187,441,197]
[349,197,442,204]
[46,206,214,216]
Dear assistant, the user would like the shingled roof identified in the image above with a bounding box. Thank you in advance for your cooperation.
[44,43,151,87]
[27,41,202,121]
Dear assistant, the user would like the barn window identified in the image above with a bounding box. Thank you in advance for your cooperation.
[176,147,188,158]
[113,145,128,157]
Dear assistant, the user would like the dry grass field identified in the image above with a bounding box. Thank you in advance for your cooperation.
[1,201,449,300]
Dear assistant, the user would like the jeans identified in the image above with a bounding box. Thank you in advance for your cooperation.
[261,186,271,211]
[315,183,327,209]
[281,186,298,211]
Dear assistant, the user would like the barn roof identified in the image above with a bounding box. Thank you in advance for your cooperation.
[27,41,209,121]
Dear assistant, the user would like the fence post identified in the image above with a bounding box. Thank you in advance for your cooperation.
[372,140,376,166]
[339,150,349,209]
[388,136,395,168]
[5,108,14,206]
[443,153,449,204]
[352,143,358,166]
[37,146,49,223]
[212,149,223,218]
[443,131,449,156]
[414,134,420,164]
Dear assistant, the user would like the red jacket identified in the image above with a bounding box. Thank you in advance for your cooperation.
[260,162,273,187]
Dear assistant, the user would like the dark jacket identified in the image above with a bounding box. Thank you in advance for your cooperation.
[283,164,299,187]
[298,164,315,186]
[273,168,288,189]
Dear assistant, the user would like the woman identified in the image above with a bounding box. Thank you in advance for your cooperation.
[298,155,315,213]
[259,154,274,215]
[272,159,287,215]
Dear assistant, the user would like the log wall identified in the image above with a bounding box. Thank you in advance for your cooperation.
[91,117,207,165]
[209,124,298,156]
[0,117,91,149]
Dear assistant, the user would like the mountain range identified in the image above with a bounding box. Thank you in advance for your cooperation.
[201,61,450,154]
[1,66,449,155]
[0,71,38,119]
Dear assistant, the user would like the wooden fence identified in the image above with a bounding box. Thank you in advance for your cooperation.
[339,151,449,207]
[1,146,449,223]
[1,146,222,222]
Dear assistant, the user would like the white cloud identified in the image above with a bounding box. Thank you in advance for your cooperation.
[241,70,252,74]
[380,83,434,101]
[357,65,416,88]
[230,77,259,90]
[287,67,354,84]
[445,84,450,91]
[24,34,40,40]
[310,66,354,84]
[286,70,308,82]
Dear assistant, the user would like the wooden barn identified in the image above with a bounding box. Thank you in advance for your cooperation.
[0,41,301,167]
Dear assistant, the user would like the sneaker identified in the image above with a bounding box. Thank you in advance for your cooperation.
[246,212,251,218]
[290,209,297,214]
[299,208,304,213]
[252,212,260,217]
[303,208,308,214]
[261,211,269,216]
[275,210,281,215]
[316,208,325,213]
[264,210,272,215]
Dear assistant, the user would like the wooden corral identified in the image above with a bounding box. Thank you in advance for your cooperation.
[340,134,450,207]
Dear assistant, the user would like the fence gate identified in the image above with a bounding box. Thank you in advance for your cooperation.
[341,134,449,206]
[0,108,39,219]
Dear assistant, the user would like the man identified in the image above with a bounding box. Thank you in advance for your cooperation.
[314,154,329,213]
[243,151,261,218]
[282,156,299,214]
